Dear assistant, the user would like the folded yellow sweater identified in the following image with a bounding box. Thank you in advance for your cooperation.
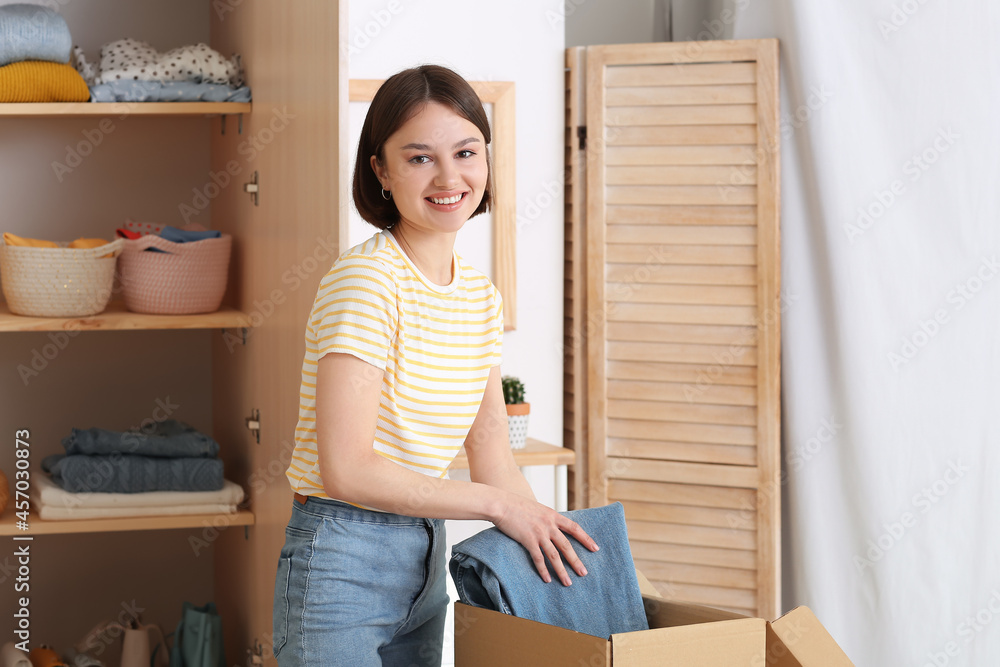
[0,60,90,103]
[3,232,113,257]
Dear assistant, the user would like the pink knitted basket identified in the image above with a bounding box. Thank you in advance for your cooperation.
[119,234,232,314]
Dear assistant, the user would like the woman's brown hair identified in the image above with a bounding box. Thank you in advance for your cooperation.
[352,65,494,229]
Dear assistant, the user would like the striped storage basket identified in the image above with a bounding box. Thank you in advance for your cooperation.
[119,234,232,314]
[0,238,124,317]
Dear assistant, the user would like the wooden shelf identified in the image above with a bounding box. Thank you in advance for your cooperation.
[0,507,254,536]
[450,438,576,469]
[0,102,251,117]
[0,301,250,332]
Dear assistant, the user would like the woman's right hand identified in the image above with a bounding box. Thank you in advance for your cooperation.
[492,491,600,587]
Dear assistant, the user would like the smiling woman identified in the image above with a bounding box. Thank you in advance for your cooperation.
[349,76,518,329]
[271,65,598,667]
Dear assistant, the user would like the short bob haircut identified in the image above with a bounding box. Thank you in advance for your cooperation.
[353,65,493,230]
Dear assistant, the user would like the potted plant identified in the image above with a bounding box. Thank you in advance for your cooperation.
[502,375,530,449]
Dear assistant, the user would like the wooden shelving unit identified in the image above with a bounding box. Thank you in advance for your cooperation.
[0,302,249,332]
[449,438,576,470]
[0,101,255,543]
[0,102,251,117]
[0,507,254,536]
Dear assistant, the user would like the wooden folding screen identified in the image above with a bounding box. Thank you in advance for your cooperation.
[564,39,780,618]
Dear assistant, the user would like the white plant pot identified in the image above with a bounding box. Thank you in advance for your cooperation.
[507,413,529,449]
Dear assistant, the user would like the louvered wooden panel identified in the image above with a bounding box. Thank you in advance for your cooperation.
[567,39,780,619]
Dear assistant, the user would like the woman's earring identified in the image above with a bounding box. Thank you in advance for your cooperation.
[381,188,391,201]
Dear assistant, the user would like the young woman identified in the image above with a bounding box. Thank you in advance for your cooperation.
[272,65,598,666]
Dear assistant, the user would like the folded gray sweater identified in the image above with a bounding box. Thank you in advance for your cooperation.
[61,419,220,458]
[0,4,72,67]
[41,454,224,493]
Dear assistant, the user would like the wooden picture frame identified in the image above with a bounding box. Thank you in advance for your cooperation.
[349,79,517,330]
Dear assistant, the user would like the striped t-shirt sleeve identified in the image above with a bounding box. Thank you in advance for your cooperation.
[490,288,503,367]
[310,256,398,370]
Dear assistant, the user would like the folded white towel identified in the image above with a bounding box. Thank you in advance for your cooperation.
[36,501,239,521]
[32,474,244,511]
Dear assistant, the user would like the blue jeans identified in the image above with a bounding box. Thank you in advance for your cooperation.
[272,496,448,666]
[450,502,648,639]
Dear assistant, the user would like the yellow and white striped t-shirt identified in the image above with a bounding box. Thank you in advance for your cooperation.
[286,229,503,500]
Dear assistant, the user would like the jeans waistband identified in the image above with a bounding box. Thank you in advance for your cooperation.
[293,493,434,527]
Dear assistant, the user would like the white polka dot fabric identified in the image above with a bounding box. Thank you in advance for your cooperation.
[74,38,243,87]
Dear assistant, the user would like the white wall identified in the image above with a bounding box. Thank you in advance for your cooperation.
[348,1,566,662]
[565,0,733,46]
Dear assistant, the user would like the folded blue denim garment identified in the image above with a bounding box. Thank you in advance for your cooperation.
[61,419,220,458]
[158,226,222,243]
[41,453,224,493]
[0,4,72,67]
[449,502,649,638]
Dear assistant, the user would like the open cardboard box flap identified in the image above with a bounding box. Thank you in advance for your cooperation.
[453,567,854,666]
[766,606,855,667]
[639,566,854,667]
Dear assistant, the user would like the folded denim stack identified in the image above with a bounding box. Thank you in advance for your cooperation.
[0,4,89,102]
[40,419,226,495]
[450,502,650,639]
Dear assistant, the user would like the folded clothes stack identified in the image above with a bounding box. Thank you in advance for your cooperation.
[2,231,116,257]
[31,475,244,521]
[74,38,251,103]
[36,420,238,520]
[42,418,224,492]
[0,4,89,102]
[115,222,222,252]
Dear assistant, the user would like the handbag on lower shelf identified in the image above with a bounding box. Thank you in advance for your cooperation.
[165,602,226,667]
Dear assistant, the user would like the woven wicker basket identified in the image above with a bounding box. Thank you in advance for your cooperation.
[0,238,124,317]
[119,234,232,314]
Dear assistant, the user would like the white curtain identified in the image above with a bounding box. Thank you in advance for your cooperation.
[733,2,1000,665]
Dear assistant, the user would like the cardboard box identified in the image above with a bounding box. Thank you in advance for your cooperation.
[453,571,854,666]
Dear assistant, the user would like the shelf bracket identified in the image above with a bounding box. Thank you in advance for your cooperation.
[219,327,248,346]
[219,113,245,136]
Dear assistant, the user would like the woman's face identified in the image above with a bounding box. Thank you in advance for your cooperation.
[371,102,488,235]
